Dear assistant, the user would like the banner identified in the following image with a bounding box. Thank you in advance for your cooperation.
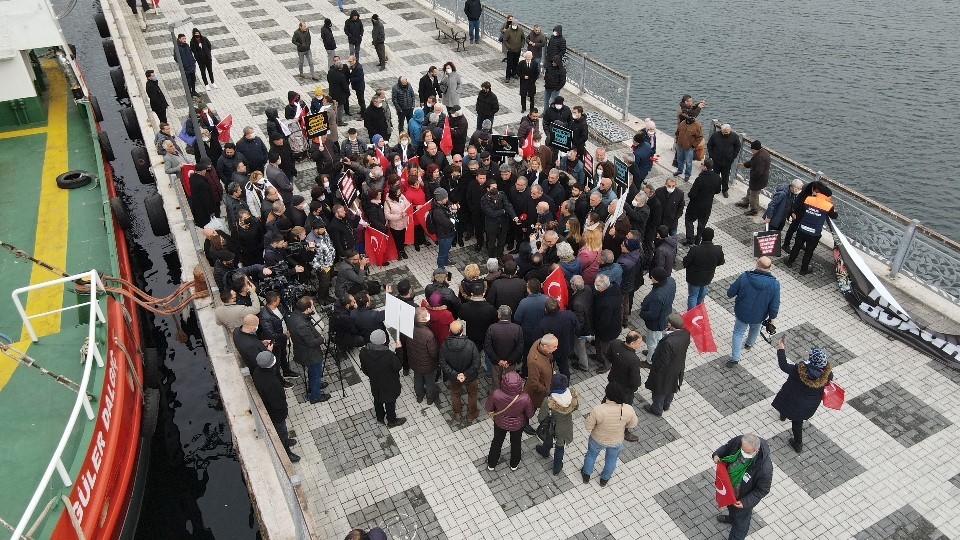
[613,156,629,195]
[412,200,437,242]
[364,227,398,267]
[831,221,960,370]
[303,111,329,137]
[549,122,573,152]
[338,170,357,206]
[543,266,568,310]
[492,134,521,158]
[715,463,738,508]
[682,303,718,353]
[583,152,595,187]
[216,114,233,144]
[753,229,782,257]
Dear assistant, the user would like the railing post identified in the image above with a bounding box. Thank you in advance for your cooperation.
[734,131,746,184]
[454,0,459,22]
[889,219,920,278]
[710,118,718,137]
[432,0,437,11]
[55,459,72,487]
[579,54,586,96]
[622,75,630,120]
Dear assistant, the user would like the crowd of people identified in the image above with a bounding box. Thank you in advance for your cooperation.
[150,8,844,539]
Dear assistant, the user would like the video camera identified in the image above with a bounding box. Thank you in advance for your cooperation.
[760,318,777,344]
[287,240,309,256]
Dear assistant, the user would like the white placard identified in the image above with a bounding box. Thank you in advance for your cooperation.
[384,294,402,331]
[398,301,416,338]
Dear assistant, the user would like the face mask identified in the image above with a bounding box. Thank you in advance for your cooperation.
[740,450,755,460]
[151,75,158,81]
[514,155,522,162]
[553,31,558,36]
[554,104,562,110]
[401,139,408,145]
[323,182,330,189]
[666,187,675,193]
[445,67,452,73]
[512,25,518,30]
[533,142,541,148]
[394,161,401,168]
[572,113,580,120]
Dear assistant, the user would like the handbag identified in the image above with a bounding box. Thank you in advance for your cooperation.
[536,408,556,443]
[822,382,845,410]
[488,394,519,418]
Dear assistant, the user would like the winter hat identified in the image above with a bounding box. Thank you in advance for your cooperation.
[217,250,236,262]
[448,105,461,114]
[552,96,564,105]
[667,312,685,329]
[197,157,213,170]
[550,374,569,393]
[256,351,276,368]
[314,86,324,97]
[625,238,642,251]
[372,134,383,146]
[370,329,387,345]
[433,187,448,201]
[805,348,828,378]
[291,194,305,207]
[478,150,491,159]
[428,292,444,307]
[650,267,669,282]
[751,140,762,150]
[644,118,656,131]
[701,227,715,242]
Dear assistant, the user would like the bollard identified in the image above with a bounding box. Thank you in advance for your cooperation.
[889,219,920,278]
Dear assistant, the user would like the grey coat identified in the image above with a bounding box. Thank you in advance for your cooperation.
[441,71,461,108]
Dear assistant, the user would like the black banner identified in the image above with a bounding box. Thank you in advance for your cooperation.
[831,221,960,370]
[753,230,782,257]
[304,112,329,137]
[613,156,629,195]
[491,135,520,157]
[549,122,573,152]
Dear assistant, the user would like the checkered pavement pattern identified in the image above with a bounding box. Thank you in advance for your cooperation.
[117,0,960,537]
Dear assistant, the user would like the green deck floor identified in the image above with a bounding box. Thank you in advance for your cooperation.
[0,60,114,533]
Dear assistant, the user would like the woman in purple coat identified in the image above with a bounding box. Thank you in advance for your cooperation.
[485,371,534,471]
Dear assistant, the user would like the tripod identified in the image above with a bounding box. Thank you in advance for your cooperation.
[312,307,348,396]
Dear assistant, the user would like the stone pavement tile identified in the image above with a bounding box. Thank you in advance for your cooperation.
[565,522,616,540]
[398,10,429,21]
[293,361,362,404]
[768,425,866,499]
[475,57,508,75]
[367,264,426,309]
[848,380,953,448]
[854,505,950,540]
[217,50,251,64]
[685,356,774,416]
[770,251,836,289]
[654,468,767,540]
[248,19,280,29]
[474,436,576,517]
[209,36,240,49]
[347,485,449,539]
[310,406,401,477]
[223,65,262,79]
[235,80,274,97]
[396,51,444,66]
[778,321,857,366]
[389,40,421,52]
[620,394,681,462]
[464,102,513,117]
[245,98,277,117]
[383,2,411,10]
[951,473,960,490]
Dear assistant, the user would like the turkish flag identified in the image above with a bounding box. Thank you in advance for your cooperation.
[412,200,437,242]
[180,163,195,196]
[715,463,738,508]
[216,114,233,144]
[521,130,535,159]
[375,145,391,171]
[682,303,717,353]
[404,204,415,245]
[364,227,398,267]
[543,266,568,310]
[440,116,454,156]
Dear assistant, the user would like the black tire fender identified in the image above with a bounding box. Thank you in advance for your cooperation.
[89,94,104,123]
[142,347,161,389]
[56,170,93,189]
[145,193,170,236]
[102,38,119,67]
[140,387,160,437]
[120,106,141,141]
[95,12,110,38]
[110,67,128,100]
[131,146,154,184]
[109,197,132,230]
[98,131,116,161]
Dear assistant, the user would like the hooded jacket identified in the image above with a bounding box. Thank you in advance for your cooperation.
[652,234,678,276]
[189,29,213,63]
[475,88,499,118]
[537,388,579,445]
[320,19,336,50]
[727,269,781,324]
[772,349,833,421]
[408,108,425,149]
[639,277,676,332]
[439,333,481,382]
[485,372,534,431]
[265,107,286,142]
[344,11,364,44]
[545,26,566,60]
[543,56,567,91]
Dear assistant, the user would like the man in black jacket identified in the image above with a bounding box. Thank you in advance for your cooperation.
[288,296,331,403]
[475,82,499,130]
[330,293,365,348]
[440,320,482,421]
[542,70,570,134]
[682,227,724,310]
[350,291,386,343]
[233,314,269,370]
[459,284,498,352]
[643,313,691,416]
[517,51,540,114]
[608,330,644,441]
[327,56,351,117]
[569,275,594,372]
[359,329,407,427]
[431,188,458,268]
[684,158,722,246]
[711,433,773,539]
[346,55,366,115]
[654,177,685,236]
[344,9,364,60]
[593,274,622,374]
[706,124,741,198]
[418,66,442,107]
[486,260,526,314]
[144,69,168,123]
[189,158,218,228]
[483,306,524,389]
[534,298,579,378]
[259,291,297,381]
[252,351,299,462]
[327,204,357,259]
[481,179,519,259]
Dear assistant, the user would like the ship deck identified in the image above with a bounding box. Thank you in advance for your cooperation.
[0,59,112,535]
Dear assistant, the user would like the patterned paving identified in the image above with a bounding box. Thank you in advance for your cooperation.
[115,0,960,537]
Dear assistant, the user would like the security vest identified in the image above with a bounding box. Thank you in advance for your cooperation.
[798,193,835,236]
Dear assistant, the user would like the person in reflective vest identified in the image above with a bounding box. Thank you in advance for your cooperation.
[785,184,838,275]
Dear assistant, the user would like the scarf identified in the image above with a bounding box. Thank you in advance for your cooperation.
[550,388,572,407]
[720,449,755,488]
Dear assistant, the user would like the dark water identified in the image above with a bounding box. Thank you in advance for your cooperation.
[58,2,258,538]
[487,0,960,242]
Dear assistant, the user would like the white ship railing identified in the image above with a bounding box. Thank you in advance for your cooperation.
[10,270,107,540]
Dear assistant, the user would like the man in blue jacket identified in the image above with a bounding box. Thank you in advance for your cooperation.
[726,257,780,367]
[762,179,803,231]
[639,267,676,354]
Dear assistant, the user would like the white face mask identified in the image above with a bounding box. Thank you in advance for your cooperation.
[553,31,558,36]
[394,161,401,168]
[533,142,541,148]
[514,155,523,162]
[740,450,755,460]
[666,187,675,194]
[554,104,562,110]
[572,113,580,119]
[445,67,452,74]
[511,25,518,30]
[323,182,330,189]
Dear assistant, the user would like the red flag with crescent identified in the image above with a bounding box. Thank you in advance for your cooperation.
[440,116,454,156]
[543,266,568,310]
[364,227,398,267]
[521,130,535,159]
[682,303,717,353]
[375,144,391,171]
[412,200,437,242]
[404,204,416,245]
[715,463,738,508]
[216,114,233,144]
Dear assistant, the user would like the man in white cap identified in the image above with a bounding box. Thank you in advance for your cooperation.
[252,351,300,462]
[359,329,407,427]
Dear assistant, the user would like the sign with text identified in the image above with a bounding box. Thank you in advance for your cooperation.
[583,152,595,188]
[549,122,573,152]
[753,230,782,257]
[304,111,329,138]
[491,135,520,157]
[613,156,630,195]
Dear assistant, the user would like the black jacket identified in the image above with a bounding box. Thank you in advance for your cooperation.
[328,216,356,257]
[475,89,499,118]
[189,172,218,227]
[252,366,287,423]
[686,170,721,219]
[348,62,365,91]
[330,305,365,348]
[569,288,594,336]
[593,284,623,341]
[145,79,167,110]
[545,26,566,60]
[189,32,213,63]
[287,311,324,366]
[570,116,588,151]
[543,56,567,91]
[682,241,725,286]
[320,22,336,50]
[418,73,441,105]
[463,0,482,20]
[483,320,524,366]
[439,334,482,382]
[481,191,516,226]
[517,59,539,92]
[359,344,403,402]
[351,307,386,342]
[707,131,742,167]
[608,340,643,393]
[258,304,290,343]
[459,299,498,349]
[344,11,364,45]
[292,28,311,53]
[645,329,690,394]
[372,20,385,45]
[712,436,773,510]
[327,65,350,102]
[485,276,526,314]
[772,349,833,421]
[654,185,685,228]
[233,327,267,371]
[430,202,456,238]
[534,311,579,366]
[643,195,663,245]
[362,105,390,141]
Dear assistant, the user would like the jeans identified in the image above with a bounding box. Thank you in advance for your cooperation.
[488,426,523,468]
[307,362,325,400]
[573,337,589,369]
[297,51,315,76]
[536,442,565,473]
[644,328,663,354]
[468,19,480,43]
[788,232,820,272]
[727,505,754,540]
[731,318,762,362]
[374,401,398,423]
[676,148,695,178]
[396,108,413,132]
[543,89,561,111]
[582,436,622,481]
[687,283,709,311]
[349,43,361,61]
[449,379,478,417]
[650,393,674,414]
[437,235,454,267]
[414,369,438,401]
[337,0,343,9]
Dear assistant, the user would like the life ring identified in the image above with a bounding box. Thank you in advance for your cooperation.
[56,170,93,189]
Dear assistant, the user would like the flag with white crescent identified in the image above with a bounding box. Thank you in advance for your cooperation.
[715,463,738,508]
[543,266,569,310]
[682,303,717,353]
[412,200,437,242]
[364,227,398,267]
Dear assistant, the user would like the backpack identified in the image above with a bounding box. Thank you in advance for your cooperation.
[536,408,556,444]
[425,208,437,235]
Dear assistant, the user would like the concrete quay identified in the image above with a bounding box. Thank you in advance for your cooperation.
[106,0,960,537]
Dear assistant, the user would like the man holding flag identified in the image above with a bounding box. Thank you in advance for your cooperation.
[711,433,773,540]
[642,313,690,416]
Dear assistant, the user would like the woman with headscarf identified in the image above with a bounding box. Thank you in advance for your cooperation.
[535,374,579,476]
[485,371,534,471]
[771,339,833,454]
[581,382,638,486]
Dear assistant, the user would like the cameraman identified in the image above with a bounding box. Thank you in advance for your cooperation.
[726,257,780,367]
[330,293,365,349]
[214,250,271,291]
[259,290,298,381]
[263,232,306,279]
[335,250,382,298]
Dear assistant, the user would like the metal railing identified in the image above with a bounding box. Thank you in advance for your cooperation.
[11,270,108,540]
[708,121,960,305]
[429,1,631,119]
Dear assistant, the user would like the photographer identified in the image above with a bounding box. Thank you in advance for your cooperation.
[287,296,331,404]
[726,257,780,368]
[263,232,307,278]
[335,250,382,298]
[350,291,387,343]
[330,293,365,349]
[214,250,271,291]
[259,291,298,381]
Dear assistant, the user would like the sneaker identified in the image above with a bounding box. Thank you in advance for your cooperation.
[744,344,753,350]
[309,393,331,403]
[282,380,294,389]
[212,83,219,89]
[510,463,520,471]
[205,84,211,91]
[287,451,301,463]
[487,465,495,471]
[283,371,301,380]
[581,472,590,484]
[599,478,609,487]
[288,438,298,448]
[717,514,732,524]
[386,417,407,428]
